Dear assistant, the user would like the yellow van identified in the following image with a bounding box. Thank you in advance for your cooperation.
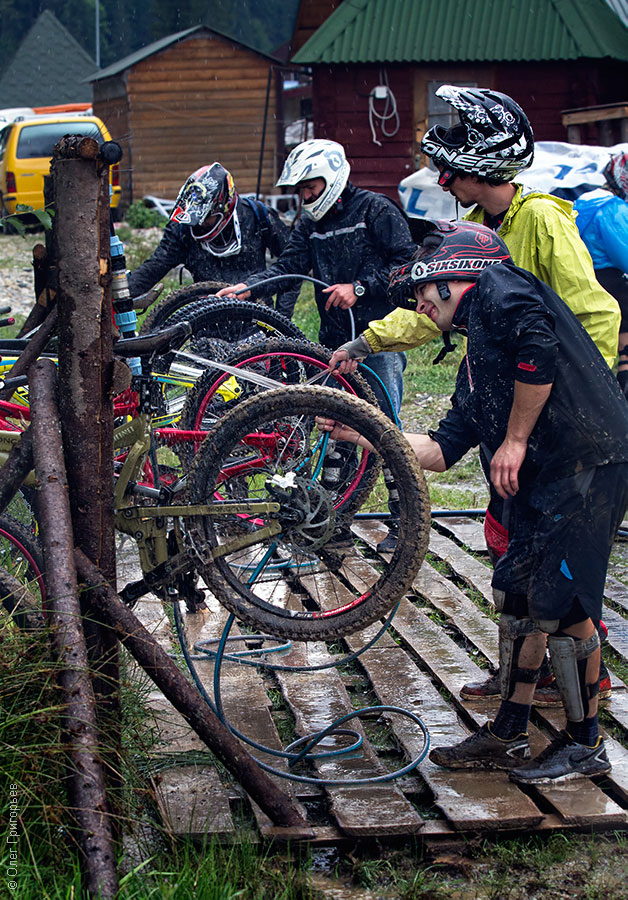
[0,113,121,221]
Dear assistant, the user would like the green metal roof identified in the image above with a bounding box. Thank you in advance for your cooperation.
[292,0,628,64]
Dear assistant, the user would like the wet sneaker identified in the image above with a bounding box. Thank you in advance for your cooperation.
[429,722,530,770]
[532,674,613,707]
[326,524,354,549]
[510,731,611,784]
[459,670,501,700]
[376,528,398,553]
[460,660,554,702]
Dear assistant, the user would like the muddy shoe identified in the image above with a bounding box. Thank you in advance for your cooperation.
[429,722,530,770]
[376,527,398,553]
[510,731,611,784]
[459,671,501,700]
[326,524,354,549]
[533,673,612,707]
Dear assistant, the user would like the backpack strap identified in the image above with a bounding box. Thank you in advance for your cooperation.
[243,197,282,257]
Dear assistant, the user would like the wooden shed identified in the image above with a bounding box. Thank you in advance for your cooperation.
[291,0,628,200]
[89,26,289,211]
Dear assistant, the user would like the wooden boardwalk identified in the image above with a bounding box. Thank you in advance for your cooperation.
[128,517,628,845]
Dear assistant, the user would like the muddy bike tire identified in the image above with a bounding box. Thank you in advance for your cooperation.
[139,281,229,334]
[178,337,382,516]
[0,514,45,626]
[183,386,431,641]
[152,300,306,417]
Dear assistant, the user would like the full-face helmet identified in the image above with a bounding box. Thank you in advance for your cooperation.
[603,150,628,202]
[389,220,512,310]
[276,139,350,221]
[421,86,534,185]
[171,162,240,255]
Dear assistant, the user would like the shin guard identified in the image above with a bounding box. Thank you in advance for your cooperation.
[546,631,601,722]
[498,615,544,701]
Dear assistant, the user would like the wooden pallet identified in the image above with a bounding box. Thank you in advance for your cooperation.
[128,518,628,843]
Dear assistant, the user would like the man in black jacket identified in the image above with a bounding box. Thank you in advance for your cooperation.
[217,140,416,420]
[320,221,628,783]
[128,162,299,318]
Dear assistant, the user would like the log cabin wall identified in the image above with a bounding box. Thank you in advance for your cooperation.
[94,32,281,211]
[92,77,132,208]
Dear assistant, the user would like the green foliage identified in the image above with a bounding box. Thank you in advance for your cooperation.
[125,200,167,230]
[0,0,301,77]
[0,204,54,236]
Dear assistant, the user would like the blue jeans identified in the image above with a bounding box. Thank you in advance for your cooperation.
[360,351,407,423]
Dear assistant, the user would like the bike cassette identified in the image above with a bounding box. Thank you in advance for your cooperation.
[265,472,336,550]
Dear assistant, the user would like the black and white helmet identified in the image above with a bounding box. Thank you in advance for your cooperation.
[276,139,350,221]
[421,86,534,184]
[388,220,512,310]
[603,150,628,202]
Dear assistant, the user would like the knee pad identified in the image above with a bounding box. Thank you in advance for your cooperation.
[498,614,544,700]
[546,631,600,721]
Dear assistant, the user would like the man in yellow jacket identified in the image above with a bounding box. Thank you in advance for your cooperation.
[329,85,620,704]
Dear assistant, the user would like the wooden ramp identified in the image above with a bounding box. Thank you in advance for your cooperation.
[129,519,628,845]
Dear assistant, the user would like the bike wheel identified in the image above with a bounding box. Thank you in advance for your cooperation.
[152,299,306,419]
[0,514,45,626]
[139,281,229,334]
[178,337,381,515]
[182,386,430,641]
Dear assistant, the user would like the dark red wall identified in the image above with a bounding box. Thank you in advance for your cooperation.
[311,60,628,198]
[312,64,415,200]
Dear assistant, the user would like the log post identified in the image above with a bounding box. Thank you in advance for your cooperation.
[0,427,33,515]
[0,307,57,401]
[51,135,120,792]
[30,359,118,899]
[74,549,313,836]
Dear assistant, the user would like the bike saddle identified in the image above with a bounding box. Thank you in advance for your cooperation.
[114,321,192,359]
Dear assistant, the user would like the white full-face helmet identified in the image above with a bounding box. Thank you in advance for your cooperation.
[276,139,350,221]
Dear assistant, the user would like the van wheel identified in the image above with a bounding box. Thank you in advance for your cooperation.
[0,199,17,235]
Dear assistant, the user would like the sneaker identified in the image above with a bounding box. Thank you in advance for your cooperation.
[532,674,613,707]
[460,658,554,702]
[376,528,398,553]
[429,722,530,770]
[510,731,611,784]
[459,670,501,700]
[326,524,354,549]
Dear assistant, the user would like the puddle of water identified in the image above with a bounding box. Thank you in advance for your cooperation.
[308,872,386,899]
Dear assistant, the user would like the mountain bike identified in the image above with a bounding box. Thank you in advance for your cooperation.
[0,324,431,640]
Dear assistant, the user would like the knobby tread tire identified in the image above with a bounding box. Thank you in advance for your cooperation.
[178,337,381,512]
[140,281,229,335]
[184,386,431,641]
[0,515,45,627]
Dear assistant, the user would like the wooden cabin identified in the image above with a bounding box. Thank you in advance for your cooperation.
[89,26,288,212]
[291,0,628,200]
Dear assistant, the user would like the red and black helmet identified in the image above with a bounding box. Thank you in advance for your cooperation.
[389,220,512,310]
[603,150,628,202]
[171,162,239,248]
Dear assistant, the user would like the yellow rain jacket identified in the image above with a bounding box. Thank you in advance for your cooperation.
[363,184,620,368]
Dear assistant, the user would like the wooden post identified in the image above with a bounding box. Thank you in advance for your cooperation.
[51,134,120,791]
[0,428,33,514]
[74,549,313,836]
[30,359,118,899]
[0,307,57,401]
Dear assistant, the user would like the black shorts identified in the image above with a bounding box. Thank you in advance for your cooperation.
[492,463,628,623]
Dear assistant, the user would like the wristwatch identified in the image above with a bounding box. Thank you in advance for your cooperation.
[353,281,365,297]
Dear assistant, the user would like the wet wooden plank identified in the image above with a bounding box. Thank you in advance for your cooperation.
[605,575,628,613]
[151,765,236,839]
[601,606,628,659]
[434,517,487,553]
[427,530,494,603]
[346,639,544,831]
[274,630,423,838]
[390,599,628,828]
